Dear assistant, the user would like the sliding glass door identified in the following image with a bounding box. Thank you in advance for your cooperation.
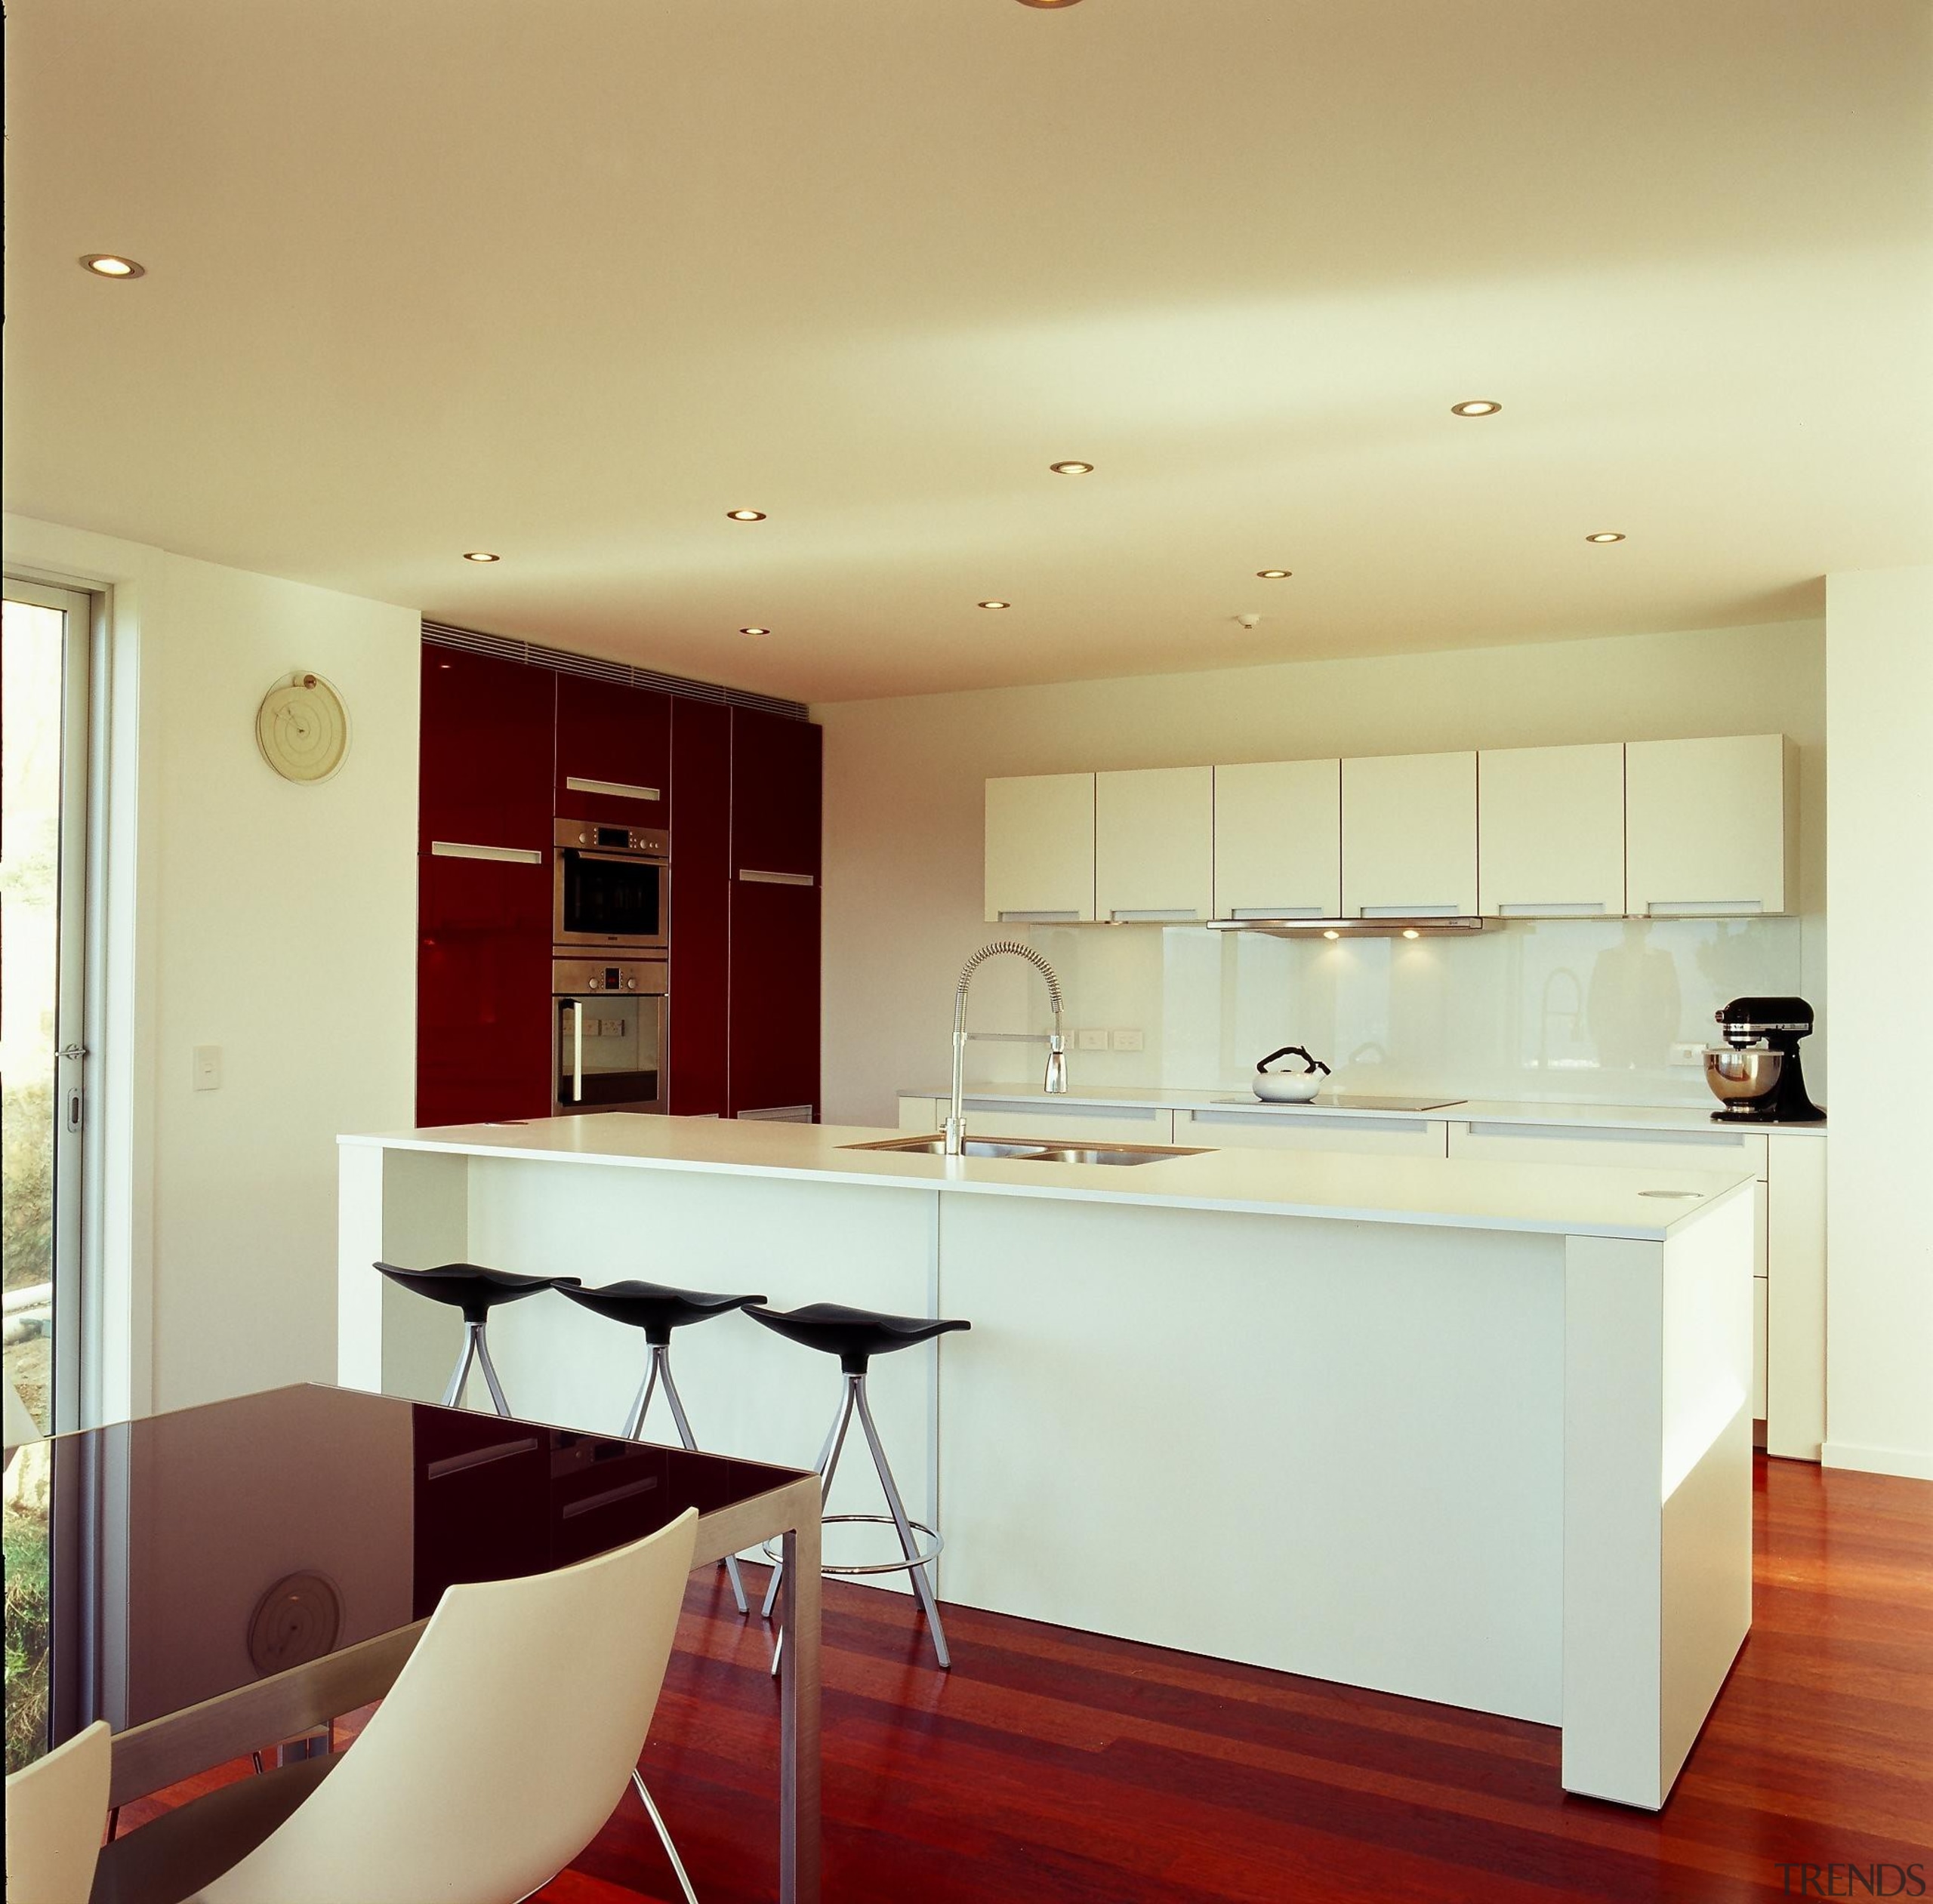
[3,580,94,1442]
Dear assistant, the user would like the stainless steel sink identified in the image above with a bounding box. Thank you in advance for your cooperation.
[843,1134,1210,1166]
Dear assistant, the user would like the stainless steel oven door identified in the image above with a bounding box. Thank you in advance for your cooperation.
[553,831,669,951]
[553,959,667,1114]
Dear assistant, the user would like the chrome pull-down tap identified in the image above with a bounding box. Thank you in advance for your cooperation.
[945,941,1068,1157]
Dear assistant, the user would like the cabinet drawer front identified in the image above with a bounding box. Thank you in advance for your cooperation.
[955,1100,1173,1145]
[1448,1121,1768,1181]
[1179,1108,1446,1157]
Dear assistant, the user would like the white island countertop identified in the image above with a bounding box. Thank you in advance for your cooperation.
[902,1081,1826,1135]
[341,1113,1754,1242]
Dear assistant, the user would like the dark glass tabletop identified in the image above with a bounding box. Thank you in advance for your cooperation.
[2,1383,800,1775]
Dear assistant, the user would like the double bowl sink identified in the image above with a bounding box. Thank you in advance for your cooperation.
[844,1133,1210,1169]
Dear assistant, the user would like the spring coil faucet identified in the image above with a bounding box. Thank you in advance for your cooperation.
[946,941,1068,1156]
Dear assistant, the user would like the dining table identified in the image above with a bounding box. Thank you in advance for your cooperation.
[2,1382,823,1902]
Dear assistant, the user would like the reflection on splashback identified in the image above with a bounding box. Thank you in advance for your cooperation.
[965,918,1814,1107]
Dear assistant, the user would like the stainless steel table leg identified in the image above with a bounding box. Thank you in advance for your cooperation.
[778,1512,822,1904]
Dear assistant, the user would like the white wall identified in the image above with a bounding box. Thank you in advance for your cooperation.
[813,620,1827,1126]
[1824,565,1933,1481]
[3,513,419,1417]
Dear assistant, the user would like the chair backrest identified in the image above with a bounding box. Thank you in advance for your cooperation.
[5,1719,111,1904]
[202,1508,698,1904]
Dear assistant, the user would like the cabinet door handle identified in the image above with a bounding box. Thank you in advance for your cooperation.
[565,775,660,803]
[997,910,1078,923]
[1496,902,1606,917]
[430,841,544,865]
[1642,899,1763,916]
[1109,909,1201,923]
[738,868,815,887]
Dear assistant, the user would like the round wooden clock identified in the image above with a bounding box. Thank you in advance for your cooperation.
[256,671,350,784]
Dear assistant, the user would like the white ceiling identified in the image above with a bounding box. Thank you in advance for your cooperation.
[6,1,1930,702]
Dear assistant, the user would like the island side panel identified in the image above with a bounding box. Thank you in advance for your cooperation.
[337,1144,473,1400]
[935,1194,1566,1724]
[1562,1188,1754,1809]
[467,1159,942,1596]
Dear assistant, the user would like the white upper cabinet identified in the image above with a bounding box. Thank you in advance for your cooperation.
[1478,744,1626,917]
[1625,735,1797,916]
[1213,760,1343,918]
[1095,767,1213,922]
[1342,752,1478,917]
[985,773,1096,923]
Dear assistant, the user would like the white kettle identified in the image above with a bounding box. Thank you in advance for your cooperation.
[1253,1045,1332,1103]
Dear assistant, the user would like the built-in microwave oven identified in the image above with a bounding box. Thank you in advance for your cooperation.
[553,957,667,1114]
[553,818,668,952]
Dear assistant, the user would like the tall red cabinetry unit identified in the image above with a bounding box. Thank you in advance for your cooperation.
[727,707,823,1120]
[417,647,555,1126]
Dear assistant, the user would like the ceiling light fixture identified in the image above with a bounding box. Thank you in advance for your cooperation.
[740,626,771,636]
[726,509,766,522]
[1256,568,1292,580]
[1450,399,1501,417]
[80,254,146,279]
[1585,531,1626,544]
[461,551,501,563]
[978,599,1011,610]
[1048,461,1094,475]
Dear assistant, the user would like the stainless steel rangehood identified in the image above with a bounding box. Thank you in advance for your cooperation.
[1203,915,1487,938]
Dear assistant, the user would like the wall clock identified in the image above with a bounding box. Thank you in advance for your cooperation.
[256,670,350,784]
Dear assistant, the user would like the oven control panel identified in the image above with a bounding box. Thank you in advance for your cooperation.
[555,818,669,857]
[551,958,668,997]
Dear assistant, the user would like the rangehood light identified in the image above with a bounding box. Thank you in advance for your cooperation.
[1206,917,1488,938]
[1323,929,1341,940]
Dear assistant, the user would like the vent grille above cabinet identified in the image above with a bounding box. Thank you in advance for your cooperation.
[422,621,809,721]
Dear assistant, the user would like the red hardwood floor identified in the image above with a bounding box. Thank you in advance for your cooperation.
[120,1455,1933,1902]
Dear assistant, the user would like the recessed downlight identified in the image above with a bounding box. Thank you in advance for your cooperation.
[461,550,501,563]
[1049,460,1094,476]
[978,599,1012,610]
[79,254,145,279]
[740,626,771,636]
[726,509,766,522]
[1585,531,1626,544]
[1450,399,1501,416]
[1256,568,1292,580]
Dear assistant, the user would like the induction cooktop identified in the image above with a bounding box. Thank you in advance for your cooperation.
[1211,1094,1468,1112]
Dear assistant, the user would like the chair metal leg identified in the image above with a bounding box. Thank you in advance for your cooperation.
[763,1379,856,1622]
[853,1374,951,1669]
[472,1322,513,1418]
[440,1323,479,1409]
[656,1353,750,1616]
[631,1768,700,1904]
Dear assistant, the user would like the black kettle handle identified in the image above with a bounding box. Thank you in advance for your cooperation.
[1257,1045,1332,1077]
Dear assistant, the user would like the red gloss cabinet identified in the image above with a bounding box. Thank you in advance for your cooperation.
[554,673,672,830]
[667,698,732,1116]
[416,649,554,1126]
[726,708,822,1120]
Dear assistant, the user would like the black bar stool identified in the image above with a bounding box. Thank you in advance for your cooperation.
[556,1278,768,1615]
[747,1301,970,1670]
[373,1262,581,1416]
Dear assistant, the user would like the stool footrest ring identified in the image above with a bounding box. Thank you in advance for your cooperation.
[760,1512,944,1577]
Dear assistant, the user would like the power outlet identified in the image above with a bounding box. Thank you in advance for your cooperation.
[1669,1042,1707,1068]
[1077,1027,1109,1052]
[1111,1028,1145,1052]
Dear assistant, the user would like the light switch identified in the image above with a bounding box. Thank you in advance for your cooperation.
[192,1046,223,1092]
[1077,1027,1108,1052]
[1111,1028,1145,1052]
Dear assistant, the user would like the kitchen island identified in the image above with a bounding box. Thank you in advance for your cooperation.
[338,1112,1757,1810]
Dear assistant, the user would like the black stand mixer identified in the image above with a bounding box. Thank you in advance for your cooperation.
[1704,997,1825,1123]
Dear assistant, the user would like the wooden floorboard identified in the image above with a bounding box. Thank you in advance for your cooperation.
[116,1454,1933,1901]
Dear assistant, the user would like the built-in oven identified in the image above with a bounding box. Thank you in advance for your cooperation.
[553,958,667,1115]
[553,818,669,953]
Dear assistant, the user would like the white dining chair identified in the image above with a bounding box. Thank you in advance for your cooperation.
[89,1507,701,1904]
[5,1718,111,1904]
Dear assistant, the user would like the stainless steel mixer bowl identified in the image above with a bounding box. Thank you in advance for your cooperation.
[1704,1046,1783,1102]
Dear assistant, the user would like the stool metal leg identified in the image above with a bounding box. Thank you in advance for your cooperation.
[630,1770,700,1904]
[763,1377,858,1625]
[440,1323,479,1409]
[472,1322,513,1418]
[621,1350,662,1440]
[853,1373,951,1670]
[658,1349,751,1617]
